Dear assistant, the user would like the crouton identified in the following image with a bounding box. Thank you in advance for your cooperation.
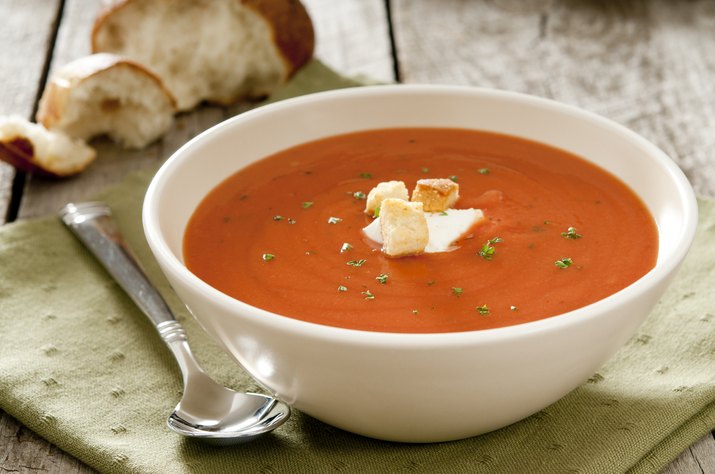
[365,180,409,215]
[411,178,459,212]
[379,198,429,257]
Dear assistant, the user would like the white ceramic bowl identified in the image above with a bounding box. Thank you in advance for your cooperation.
[143,85,697,442]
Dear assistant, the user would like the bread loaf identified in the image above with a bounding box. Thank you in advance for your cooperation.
[36,53,176,149]
[0,116,96,177]
[91,0,315,111]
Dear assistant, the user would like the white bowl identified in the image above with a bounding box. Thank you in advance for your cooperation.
[143,85,697,442]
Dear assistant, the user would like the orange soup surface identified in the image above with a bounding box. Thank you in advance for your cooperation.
[183,128,658,333]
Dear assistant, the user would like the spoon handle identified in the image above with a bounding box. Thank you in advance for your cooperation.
[59,202,178,329]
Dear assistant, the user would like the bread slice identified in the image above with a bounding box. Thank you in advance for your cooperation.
[379,198,429,257]
[36,53,176,149]
[0,116,96,177]
[91,0,315,111]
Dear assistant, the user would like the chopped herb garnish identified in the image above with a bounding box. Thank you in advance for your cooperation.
[478,168,490,175]
[272,215,284,221]
[376,273,389,284]
[427,280,436,286]
[449,175,458,182]
[479,237,503,260]
[262,253,275,261]
[544,220,551,225]
[337,285,348,292]
[476,304,490,315]
[353,191,366,200]
[440,211,449,216]
[452,287,463,297]
[347,259,367,267]
[510,305,518,311]
[479,247,495,259]
[373,206,380,218]
[340,242,353,253]
[555,257,574,269]
[360,172,372,179]
[362,289,375,300]
[302,201,314,209]
[328,216,343,224]
[561,227,583,239]
[288,218,296,224]
[421,167,429,173]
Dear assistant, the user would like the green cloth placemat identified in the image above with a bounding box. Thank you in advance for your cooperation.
[1,61,714,474]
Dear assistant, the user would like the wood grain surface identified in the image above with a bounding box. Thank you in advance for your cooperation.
[392,0,715,198]
[0,0,61,223]
[1,0,713,472]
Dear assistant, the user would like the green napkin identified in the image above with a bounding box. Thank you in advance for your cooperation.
[1,61,714,474]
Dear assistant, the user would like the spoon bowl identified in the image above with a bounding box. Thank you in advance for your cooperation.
[168,377,289,446]
[60,202,290,444]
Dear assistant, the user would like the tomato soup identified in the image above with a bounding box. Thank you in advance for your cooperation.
[183,128,658,333]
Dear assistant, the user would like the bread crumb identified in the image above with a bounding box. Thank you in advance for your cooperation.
[379,198,429,257]
[0,116,96,177]
[365,180,409,215]
[411,178,459,212]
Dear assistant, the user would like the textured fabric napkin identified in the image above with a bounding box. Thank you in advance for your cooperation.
[1,61,714,474]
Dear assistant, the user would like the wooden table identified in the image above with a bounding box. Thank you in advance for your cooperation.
[1,1,713,472]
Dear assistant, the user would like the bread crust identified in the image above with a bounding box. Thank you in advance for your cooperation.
[0,117,96,178]
[36,53,176,132]
[0,138,63,178]
[241,0,315,75]
[89,0,136,49]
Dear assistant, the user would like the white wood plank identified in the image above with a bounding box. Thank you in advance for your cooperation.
[0,0,61,223]
[0,411,94,474]
[302,0,394,83]
[0,0,60,116]
[391,0,715,198]
[663,434,715,474]
[46,0,100,70]
[690,433,715,473]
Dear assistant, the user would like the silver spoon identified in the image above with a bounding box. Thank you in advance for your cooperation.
[59,201,290,445]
